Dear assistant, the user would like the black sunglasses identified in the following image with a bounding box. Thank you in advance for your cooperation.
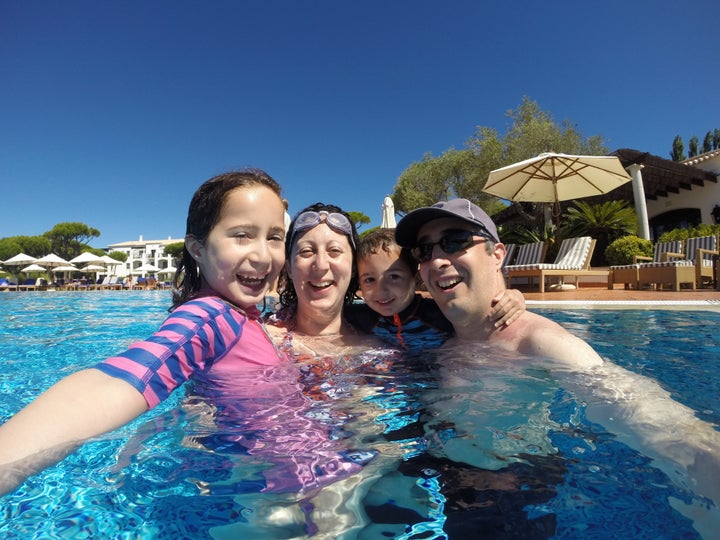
[412,229,491,263]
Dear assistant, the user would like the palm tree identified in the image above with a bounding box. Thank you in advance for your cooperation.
[562,200,637,266]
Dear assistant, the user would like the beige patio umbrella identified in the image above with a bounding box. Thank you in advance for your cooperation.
[483,152,631,225]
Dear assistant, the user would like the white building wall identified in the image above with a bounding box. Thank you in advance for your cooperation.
[106,235,182,278]
[647,151,720,224]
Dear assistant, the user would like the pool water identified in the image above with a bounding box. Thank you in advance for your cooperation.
[0,292,718,539]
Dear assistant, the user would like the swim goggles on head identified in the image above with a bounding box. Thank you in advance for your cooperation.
[290,210,356,249]
[411,229,492,262]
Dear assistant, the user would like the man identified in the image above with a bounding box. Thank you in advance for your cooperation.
[394,198,720,525]
[395,198,602,368]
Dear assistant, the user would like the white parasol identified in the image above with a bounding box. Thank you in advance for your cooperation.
[381,195,397,228]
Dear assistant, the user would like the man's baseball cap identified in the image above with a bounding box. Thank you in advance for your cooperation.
[395,198,499,247]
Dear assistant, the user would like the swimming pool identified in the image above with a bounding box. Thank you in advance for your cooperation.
[1,291,718,539]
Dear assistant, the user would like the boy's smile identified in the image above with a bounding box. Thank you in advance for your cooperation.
[358,249,416,318]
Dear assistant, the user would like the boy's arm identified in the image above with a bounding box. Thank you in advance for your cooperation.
[489,288,526,328]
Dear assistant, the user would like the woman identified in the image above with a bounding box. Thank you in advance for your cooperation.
[268,202,376,356]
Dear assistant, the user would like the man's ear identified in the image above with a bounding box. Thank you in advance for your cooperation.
[185,235,203,261]
[493,242,507,268]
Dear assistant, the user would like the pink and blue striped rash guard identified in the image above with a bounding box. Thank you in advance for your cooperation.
[96,294,289,408]
[95,293,371,494]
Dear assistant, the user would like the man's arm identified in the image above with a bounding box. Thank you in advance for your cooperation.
[520,315,720,506]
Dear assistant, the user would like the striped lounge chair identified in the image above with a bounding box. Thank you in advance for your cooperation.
[505,236,606,293]
[608,240,683,290]
[637,235,718,291]
[501,243,517,272]
[503,240,546,286]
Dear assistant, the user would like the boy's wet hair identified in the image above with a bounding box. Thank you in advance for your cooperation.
[358,228,418,275]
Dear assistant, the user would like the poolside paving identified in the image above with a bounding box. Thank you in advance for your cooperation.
[522,285,720,309]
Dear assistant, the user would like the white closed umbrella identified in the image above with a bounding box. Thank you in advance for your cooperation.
[381,195,397,228]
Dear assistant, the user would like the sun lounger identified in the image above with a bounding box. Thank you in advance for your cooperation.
[608,240,683,290]
[17,278,47,291]
[505,236,606,293]
[503,240,546,286]
[89,276,113,290]
[637,235,718,291]
[0,278,18,291]
[501,243,517,271]
[102,276,124,290]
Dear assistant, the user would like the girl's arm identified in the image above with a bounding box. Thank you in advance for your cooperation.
[0,368,147,496]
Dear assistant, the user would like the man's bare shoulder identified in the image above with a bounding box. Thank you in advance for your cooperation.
[493,311,603,369]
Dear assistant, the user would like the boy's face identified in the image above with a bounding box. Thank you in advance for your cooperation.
[358,248,416,317]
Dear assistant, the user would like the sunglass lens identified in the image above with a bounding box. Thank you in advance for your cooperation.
[413,231,478,262]
[441,231,474,254]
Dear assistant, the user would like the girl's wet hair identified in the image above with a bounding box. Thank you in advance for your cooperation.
[171,169,283,310]
[278,202,360,310]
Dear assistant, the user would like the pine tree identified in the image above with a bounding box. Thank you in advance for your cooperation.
[670,135,686,161]
[702,131,713,153]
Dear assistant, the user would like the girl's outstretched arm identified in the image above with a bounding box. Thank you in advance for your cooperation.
[0,368,147,496]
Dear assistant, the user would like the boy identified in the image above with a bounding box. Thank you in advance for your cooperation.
[345,228,525,350]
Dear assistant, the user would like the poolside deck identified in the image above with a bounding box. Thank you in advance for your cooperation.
[522,284,720,309]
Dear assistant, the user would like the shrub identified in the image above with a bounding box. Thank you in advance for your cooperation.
[658,223,720,242]
[605,235,653,265]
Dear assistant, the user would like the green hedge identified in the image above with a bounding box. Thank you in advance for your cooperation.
[604,235,653,265]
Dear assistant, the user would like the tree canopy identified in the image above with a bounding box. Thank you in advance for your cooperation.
[44,222,101,259]
[391,97,609,216]
[0,222,101,261]
[347,211,370,231]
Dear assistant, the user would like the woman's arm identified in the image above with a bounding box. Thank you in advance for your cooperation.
[0,368,147,495]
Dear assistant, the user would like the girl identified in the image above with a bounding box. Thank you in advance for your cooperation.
[0,169,291,495]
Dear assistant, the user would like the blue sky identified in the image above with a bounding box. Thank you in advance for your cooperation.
[1,1,717,247]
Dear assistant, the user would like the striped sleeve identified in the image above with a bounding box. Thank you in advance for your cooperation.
[95,296,247,408]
